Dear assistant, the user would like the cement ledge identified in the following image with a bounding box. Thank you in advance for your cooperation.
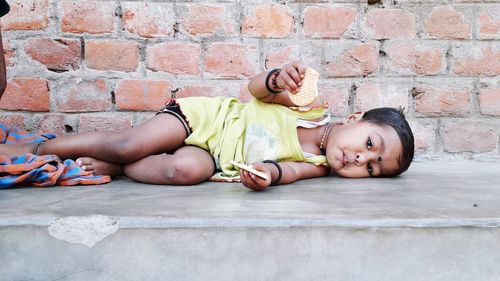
[2,216,500,228]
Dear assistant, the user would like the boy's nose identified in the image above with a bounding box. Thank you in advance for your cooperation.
[354,152,377,165]
[354,154,363,165]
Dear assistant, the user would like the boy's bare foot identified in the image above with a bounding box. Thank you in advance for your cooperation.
[76,157,123,177]
[0,143,36,156]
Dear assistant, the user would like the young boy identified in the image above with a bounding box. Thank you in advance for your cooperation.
[0,62,414,191]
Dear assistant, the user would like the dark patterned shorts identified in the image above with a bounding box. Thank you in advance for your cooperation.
[157,100,191,137]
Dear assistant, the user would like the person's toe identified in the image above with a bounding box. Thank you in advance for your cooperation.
[76,157,93,166]
[76,157,96,172]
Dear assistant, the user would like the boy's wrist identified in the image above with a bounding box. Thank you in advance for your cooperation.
[265,69,283,94]
[262,160,282,185]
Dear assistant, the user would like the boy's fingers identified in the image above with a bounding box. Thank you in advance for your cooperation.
[288,68,302,86]
[241,170,251,181]
[239,169,245,178]
[278,73,298,93]
[276,75,295,93]
[252,175,268,187]
[241,170,257,185]
[249,173,257,181]
[282,65,301,86]
[248,163,271,187]
[292,61,306,79]
[240,167,268,190]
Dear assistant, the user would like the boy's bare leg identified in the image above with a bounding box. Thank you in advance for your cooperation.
[124,146,215,185]
[77,146,215,185]
[0,114,188,164]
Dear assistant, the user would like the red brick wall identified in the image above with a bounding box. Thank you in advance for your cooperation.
[0,0,499,161]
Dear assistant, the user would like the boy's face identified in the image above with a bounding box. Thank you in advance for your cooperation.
[326,115,403,178]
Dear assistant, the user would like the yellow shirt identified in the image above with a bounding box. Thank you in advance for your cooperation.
[176,96,327,179]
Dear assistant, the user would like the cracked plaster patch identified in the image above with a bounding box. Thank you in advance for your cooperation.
[47,215,119,247]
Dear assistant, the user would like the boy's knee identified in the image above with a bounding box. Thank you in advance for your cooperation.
[166,159,206,185]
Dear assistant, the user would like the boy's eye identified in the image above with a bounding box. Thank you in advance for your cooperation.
[367,137,372,149]
[367,163,373,175]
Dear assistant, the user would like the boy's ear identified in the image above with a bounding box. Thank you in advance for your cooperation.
[346,111,364,123]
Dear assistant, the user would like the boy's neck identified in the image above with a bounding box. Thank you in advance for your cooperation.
[322,122,342,153]
[319,123,333,154]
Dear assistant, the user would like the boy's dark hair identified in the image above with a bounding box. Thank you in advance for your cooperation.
[361,107,414,177]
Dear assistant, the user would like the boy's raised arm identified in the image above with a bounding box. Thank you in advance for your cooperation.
[248,61,306,108]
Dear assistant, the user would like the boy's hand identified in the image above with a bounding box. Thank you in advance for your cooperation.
[240,162,272,191]
[275,61,306,95]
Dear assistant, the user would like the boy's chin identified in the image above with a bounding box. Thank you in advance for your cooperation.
[331,168,365,179]
[330,167,346,177]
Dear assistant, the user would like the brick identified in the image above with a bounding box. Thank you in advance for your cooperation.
[242,4,294,38]
[264,43,300,69]
[441,121,497,153]
[179,4,235,37]
[115,80,171,111]
[122,2,175,38]
[205,43,259,79]
[34,114,66,135]
[302,41,324,72]
[78,114,133,133]
[54,79,111,112]
[85,40,139,72]
[424,6,471,39]
[413,84,470,116]
[451,45,500,76]
[1,0,49,30]
[177,82,244,100]
[408,120,436,151]
[318,84,349,117]
[0,78,49,111]
[25,38,81,72]
[478,87,500,116]
[355,81,409,112]
[0,114,26,129]
[176,84,218,99]
[365,9,415,39]
[2,39,14,66]
[385,42,446,75]
[325,43,378,77]
[61,1,114,34]
[303,6,356,39]
[478,10,500,40]
[146,43,200,75]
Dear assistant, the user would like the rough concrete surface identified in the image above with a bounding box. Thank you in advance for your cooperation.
[47,215,118,247]
[1,161,500,281]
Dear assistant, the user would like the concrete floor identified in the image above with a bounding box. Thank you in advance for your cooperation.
[1,161,499,226]
[1,161,500,281]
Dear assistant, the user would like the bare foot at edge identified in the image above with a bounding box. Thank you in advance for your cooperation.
[76,157,123,177]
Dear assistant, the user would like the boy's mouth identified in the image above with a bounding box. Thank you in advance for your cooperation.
[342,152,348,167]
